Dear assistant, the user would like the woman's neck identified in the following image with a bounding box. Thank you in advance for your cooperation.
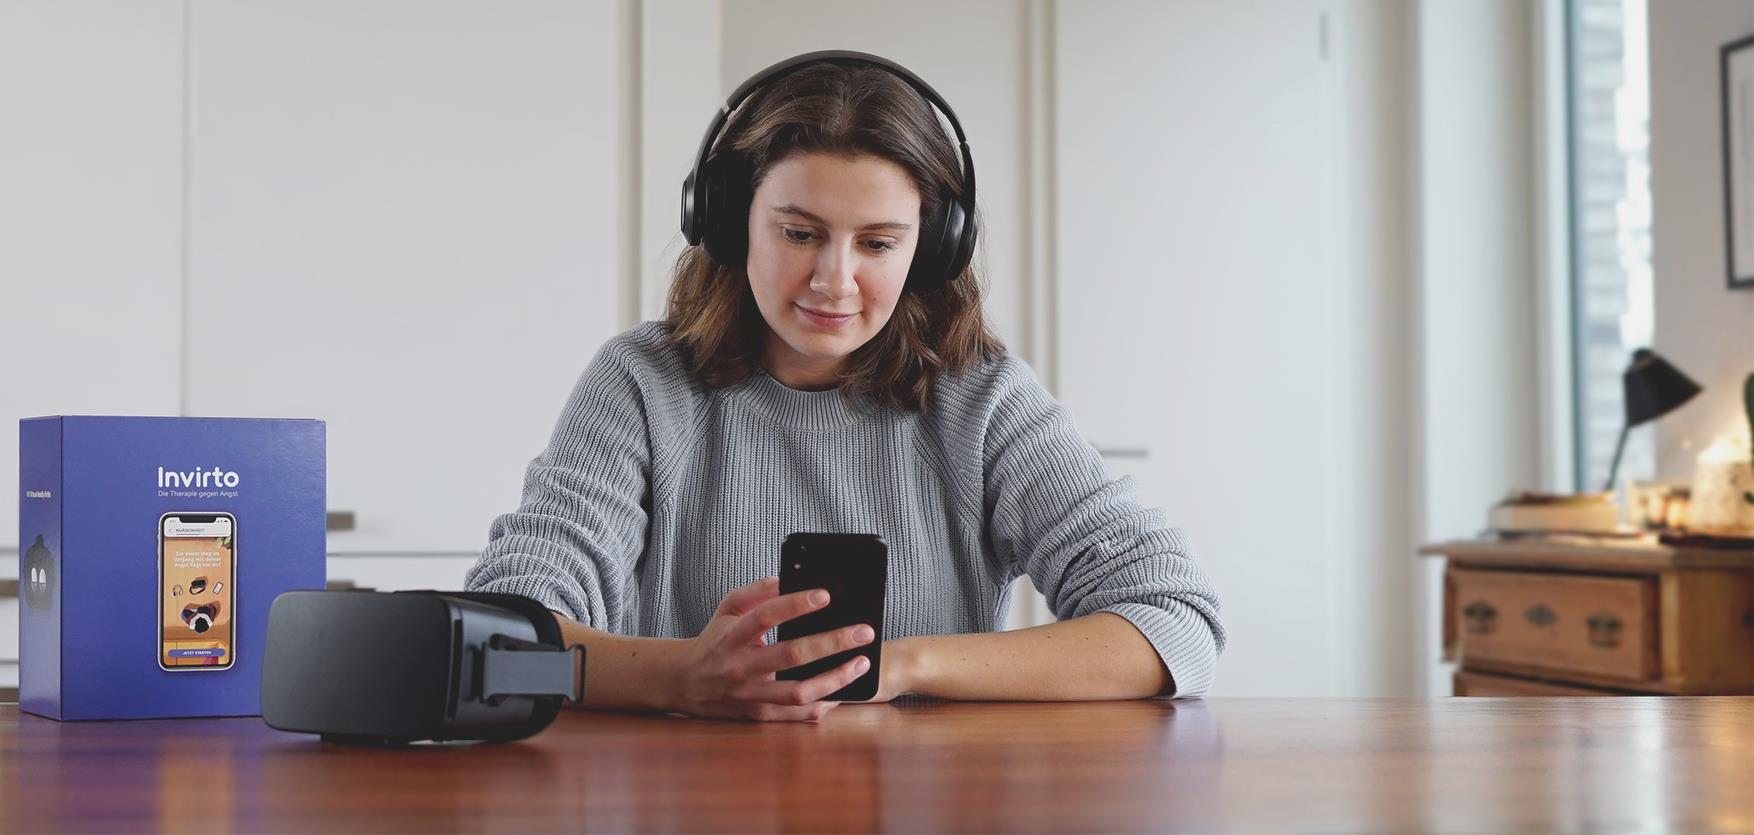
[762,333,844,391]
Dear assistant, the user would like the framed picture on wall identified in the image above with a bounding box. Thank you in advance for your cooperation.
[1721,34,1754,289]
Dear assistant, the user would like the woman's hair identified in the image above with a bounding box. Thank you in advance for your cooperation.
[662,61,1004,414]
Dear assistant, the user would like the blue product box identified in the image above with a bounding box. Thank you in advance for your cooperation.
[18,416,326,720]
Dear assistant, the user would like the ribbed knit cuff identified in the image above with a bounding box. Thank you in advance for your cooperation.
[469,574,583,626]
[1100,600,1220,699]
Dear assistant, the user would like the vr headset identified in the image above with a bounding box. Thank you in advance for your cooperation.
[262,590,584,745]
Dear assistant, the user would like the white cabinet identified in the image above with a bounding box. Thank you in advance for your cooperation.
[1054,0,1341,695]
[0,0,186,550]
[185,1,628,554]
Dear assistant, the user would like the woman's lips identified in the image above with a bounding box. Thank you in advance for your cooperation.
[796,304,857,328]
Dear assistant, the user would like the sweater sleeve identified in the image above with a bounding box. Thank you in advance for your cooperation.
[981,359,1226,699]
[463,338,652,632]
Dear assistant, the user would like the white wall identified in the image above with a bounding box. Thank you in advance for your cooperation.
[639,0,720,323]
[1411,0,1543,696]
[1333,0,1416,697]
[0,0,186,551]
[1651,2,1754,474]
[185,0,627,554]
[0,0,190,692]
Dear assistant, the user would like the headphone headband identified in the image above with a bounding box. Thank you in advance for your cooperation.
[681,50,979,290]
[710,50,976,206]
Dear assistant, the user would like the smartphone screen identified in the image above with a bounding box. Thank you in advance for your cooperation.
[159,513,237,671]
[777,532,887,701]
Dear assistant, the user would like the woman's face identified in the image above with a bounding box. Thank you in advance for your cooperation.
[745,151,921,390]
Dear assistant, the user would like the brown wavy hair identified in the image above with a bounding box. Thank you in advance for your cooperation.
[662,60,1003,414]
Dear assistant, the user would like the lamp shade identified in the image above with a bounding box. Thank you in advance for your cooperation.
[1623,349,1702,427]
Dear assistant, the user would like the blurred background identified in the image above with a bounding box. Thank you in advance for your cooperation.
[4,0,1751,699]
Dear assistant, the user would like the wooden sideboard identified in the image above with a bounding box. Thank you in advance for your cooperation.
[1420,538,1754,695]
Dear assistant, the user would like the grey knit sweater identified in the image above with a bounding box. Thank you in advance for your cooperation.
[463,321,1225,698]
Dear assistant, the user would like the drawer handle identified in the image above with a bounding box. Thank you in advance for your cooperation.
[1585,613,1624,649]
[1524,604,1557,628]
[1462,601,1498,635]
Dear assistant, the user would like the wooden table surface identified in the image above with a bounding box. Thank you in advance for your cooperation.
[6,697,1754,833]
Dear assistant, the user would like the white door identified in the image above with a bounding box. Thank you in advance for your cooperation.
[185,1,626,555]
[1055,0,1340,695]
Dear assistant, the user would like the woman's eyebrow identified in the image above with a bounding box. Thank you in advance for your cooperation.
[771,204,913,232]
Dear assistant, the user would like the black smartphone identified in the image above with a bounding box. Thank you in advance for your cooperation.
[776,532,888,701]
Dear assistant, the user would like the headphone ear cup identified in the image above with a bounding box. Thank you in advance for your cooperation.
[681,169,703,247]
[700,152,754,269]
[905,189,970,292]
[948,198,977,280]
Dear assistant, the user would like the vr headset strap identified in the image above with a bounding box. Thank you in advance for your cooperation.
[482,634,586,704]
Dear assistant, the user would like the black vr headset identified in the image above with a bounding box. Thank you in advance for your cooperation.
[262,590,584,745]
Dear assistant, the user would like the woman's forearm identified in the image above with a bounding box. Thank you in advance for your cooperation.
[551,612,691,713]
[899,612,1172,701]
[551,609,1173,712]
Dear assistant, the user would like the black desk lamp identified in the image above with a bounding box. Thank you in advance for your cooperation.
[1604,348,1701,492]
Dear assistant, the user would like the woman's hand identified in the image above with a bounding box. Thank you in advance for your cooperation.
[667,576,876,721]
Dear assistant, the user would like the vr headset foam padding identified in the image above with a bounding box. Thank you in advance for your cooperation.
[261,590,583,745]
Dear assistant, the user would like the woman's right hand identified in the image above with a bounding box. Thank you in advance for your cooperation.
[668,576,876,721]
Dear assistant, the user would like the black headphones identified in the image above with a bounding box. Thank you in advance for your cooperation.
[680,49,979,292]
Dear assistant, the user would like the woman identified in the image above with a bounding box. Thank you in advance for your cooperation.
[464,52,1224,722]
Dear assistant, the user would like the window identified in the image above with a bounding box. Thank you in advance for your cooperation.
[1567,0,1653,492]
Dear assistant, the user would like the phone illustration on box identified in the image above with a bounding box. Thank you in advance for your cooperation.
[777,532,887,701]
[159,512,236,671]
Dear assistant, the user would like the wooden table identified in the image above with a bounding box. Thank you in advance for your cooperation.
[7,697,1754,832]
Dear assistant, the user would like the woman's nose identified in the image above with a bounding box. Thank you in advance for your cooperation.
[810,241,858,298]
